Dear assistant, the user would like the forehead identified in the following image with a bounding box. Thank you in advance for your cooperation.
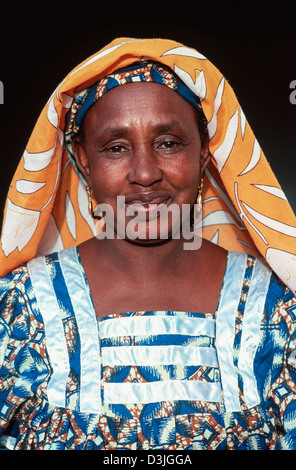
[83,82,198,133]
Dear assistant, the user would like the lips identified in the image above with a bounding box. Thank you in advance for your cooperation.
[125,191,172,205]
[124,191,172,220]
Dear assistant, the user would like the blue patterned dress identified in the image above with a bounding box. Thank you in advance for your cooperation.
[0,246,296,450]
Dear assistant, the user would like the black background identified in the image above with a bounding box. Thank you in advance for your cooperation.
[1,3,295,232]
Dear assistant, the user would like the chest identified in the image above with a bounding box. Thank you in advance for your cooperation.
[89,266,223,318]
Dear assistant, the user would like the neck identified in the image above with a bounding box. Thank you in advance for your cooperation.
[88,234,200,276]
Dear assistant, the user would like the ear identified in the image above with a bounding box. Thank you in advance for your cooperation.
[72,136,91,186]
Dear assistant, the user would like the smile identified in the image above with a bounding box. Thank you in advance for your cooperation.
[124,192,172,220]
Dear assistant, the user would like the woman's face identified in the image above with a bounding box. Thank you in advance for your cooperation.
[73,82,210,243]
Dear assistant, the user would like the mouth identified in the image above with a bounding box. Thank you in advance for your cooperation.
[124,191,172,220]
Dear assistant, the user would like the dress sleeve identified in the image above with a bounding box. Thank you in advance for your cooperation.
[0,267,49,443]
[266,283,296,449]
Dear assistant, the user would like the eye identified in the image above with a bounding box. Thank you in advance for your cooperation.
[157,138,181,152]
[160,141,177,149]
[106,144,128,154]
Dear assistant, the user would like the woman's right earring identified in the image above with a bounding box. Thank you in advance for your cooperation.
[86,186,101,220]
[86,186,95,218]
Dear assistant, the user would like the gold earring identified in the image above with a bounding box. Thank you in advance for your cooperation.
[197,178,204,208]
[190,178,204,231]
[86,186,101,220]
[86,186,94,218]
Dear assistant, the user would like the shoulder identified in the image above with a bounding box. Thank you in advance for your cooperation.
[0,248,65,301]
[0,263,37,350]
[0,247,78,320]
[264,269,296,329]
[237,252,296,328]
[224,250,295,313]
[0,264,31,322]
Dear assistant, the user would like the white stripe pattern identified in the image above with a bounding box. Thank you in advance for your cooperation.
[216,252,271,412]
[216,251,248,412]
[238,258,271,408]
[59,248,101,413]
[102,345,218,367]
[104,380,222,405]
[99,315,215,339]
[100,314,221,405]
[28,256,70,408]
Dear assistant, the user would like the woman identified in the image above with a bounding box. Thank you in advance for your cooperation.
[0,38,296,450]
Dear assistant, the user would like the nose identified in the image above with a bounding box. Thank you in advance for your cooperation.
[127,146,163,187]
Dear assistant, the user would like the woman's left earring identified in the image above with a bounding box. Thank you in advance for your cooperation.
[196,178,203,210]
[190,178,204,231]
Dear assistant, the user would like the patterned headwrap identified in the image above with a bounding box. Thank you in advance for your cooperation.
[64,60,204,182]
[1,38,296,293]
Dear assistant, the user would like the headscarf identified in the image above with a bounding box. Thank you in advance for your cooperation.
[1,37,296,293]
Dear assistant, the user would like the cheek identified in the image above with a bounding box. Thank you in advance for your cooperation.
[167,157,200,192]
[90,164,126,202]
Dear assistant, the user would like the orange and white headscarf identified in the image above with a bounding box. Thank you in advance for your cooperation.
[1,37,296,292]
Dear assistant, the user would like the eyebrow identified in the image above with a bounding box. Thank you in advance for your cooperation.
[101,121,181,140]
[153,121,180,133]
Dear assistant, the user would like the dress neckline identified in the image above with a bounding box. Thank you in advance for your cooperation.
[72,246,248,320]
